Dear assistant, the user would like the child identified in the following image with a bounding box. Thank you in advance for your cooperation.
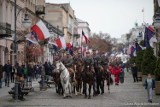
[144,73,155,103]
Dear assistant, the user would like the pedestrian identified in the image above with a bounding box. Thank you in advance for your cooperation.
[131,63,138,82]
[11,66,15,83]
[4,60,12,87]
[144,73,155,103]
[114,64,121,85]
[0,62,3,88]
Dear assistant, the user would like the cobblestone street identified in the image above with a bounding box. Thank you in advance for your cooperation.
[0,71,160,107]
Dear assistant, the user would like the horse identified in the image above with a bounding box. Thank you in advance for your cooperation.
[81,64,95,99]
[52,70,63,95]
[55,61,72,98]
[74,61,83,95]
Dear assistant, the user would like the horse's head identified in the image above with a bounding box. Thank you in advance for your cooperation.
[55,61,64,73]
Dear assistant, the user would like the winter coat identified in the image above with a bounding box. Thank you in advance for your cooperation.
[144,79,155,89]
[0,65,3,79]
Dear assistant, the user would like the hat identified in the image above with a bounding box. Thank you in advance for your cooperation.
[92,49,96,51]
[78,51,81,54]
[86,51,90,54]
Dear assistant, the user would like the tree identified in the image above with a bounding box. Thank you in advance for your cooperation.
[141,47,156,75]
[136,50,145,72]
[154,58,160,81]
[89,32,112,52]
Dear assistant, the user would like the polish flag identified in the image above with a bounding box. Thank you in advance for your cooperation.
[66,42,72,49]
[31,20,50,41]
[55,37,66,49]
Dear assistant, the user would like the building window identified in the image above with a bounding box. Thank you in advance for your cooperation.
[68,16,73,33]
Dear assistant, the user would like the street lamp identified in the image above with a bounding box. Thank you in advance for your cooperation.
[22,14,32,29]
[14,0,31,101]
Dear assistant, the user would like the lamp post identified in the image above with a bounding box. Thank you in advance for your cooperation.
[14,0,31,100]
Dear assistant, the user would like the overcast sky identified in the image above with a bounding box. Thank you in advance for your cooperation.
[46,0,153,38]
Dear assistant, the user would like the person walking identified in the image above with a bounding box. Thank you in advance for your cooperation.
[0,62,3,88]
[144,73,155,103]
[131,63,138,82]
[114,64,121,85]
[4,60,12,87]
[11,66,15,83]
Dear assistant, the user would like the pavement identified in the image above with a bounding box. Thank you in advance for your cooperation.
[0,70,160,107]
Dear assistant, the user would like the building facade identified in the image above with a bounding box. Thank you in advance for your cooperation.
[0,0,36,65]
[45,3,76,43]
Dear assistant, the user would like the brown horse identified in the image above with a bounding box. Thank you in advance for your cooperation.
[52,71,63,95]
[74,61,83,95]
[81,64,95,99]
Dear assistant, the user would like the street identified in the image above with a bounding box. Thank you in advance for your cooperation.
[0,71,160,107]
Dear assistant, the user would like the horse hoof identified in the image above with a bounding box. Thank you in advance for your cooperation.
[68,95,72,98]
[63,96,67,99]
[88,96,91,99]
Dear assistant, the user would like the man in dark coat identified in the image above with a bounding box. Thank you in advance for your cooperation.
[0,62,3,88]
[131,63,138,82]
[4,60,12,87]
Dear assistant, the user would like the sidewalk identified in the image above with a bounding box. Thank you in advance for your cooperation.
[0,79,39,98]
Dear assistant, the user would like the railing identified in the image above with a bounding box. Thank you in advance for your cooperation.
[0,22,12,38]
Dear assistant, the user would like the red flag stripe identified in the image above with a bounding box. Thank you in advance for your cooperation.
[56,38,62,48]
[31,25,45,40]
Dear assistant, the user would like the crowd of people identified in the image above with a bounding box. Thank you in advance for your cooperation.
[0,61,47,88]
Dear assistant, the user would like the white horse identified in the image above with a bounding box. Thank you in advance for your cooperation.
[55,61,72,98]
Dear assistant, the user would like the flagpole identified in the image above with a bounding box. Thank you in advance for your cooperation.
[142,8,145,23]
[80,32,82,56]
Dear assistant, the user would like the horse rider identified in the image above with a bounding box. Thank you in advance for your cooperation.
[61,52,74,75]
[73,51,83,66]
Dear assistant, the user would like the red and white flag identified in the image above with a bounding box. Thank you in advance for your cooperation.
[55,37,66,49]
[25,32,38,44]
[31,20,50,41]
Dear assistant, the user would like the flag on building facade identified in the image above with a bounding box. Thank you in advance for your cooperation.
[130,46,136,57]
[31,20,50,41]
[25,31,38,44]
[55,36,66,49]
[82,30,90,44]
[143,26,155,47]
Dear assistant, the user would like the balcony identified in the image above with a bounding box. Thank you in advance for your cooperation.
[0,23,12,38]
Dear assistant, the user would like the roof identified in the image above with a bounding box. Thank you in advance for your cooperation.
[76,18,89,25]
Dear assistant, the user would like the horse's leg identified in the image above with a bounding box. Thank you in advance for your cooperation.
[79,82,82,95]
[83,82,87,98]
[61,82,66,98]
[68,82,72,98]
[75,83,78,96]
[88,84,92,99]
[100,80,104,94]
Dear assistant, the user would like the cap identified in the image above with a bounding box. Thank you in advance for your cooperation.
[78,51,81,54]
[86,51,90,54]
[92,49,96,51]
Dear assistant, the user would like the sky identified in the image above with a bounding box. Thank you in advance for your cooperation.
[46,0,154,38]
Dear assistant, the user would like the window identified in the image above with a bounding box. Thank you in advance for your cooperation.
[68,16,72,33]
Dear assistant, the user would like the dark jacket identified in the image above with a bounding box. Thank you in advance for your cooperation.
[0,65,3,79]
[131,66,138,74]
[144,79,155,89]
[4,64,12,74]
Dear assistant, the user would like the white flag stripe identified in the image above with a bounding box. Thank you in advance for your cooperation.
[36,20,51,39]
